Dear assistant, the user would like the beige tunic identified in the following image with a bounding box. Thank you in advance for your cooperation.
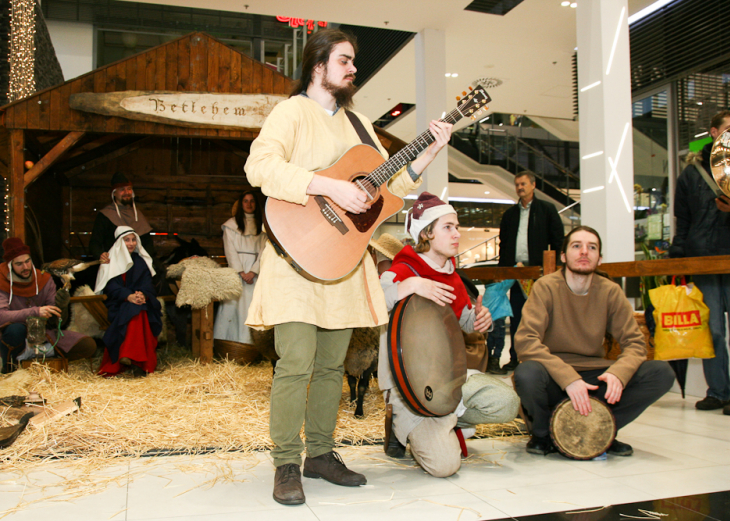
[244,95,421,330]
[515,270,646,390]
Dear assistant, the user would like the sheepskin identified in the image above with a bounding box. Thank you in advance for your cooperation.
[344,327,379,378]
[166,256,221,280]
[175,264,242,310]
[67,285,168,343]
[67,285,103,339]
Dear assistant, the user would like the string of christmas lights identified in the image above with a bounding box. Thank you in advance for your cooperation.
[8,0,36,102]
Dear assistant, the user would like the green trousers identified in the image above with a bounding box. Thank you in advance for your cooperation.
[270,322,352,467]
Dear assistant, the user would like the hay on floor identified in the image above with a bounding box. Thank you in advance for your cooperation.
[0,350,525,471]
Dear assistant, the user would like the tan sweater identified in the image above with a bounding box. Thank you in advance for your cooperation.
[244,95,421,330]
[514,270,646,390]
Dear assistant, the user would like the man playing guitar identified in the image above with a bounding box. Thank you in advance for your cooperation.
[244,28,452,506]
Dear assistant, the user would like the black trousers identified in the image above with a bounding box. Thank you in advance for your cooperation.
[508,281,526,363]
[513,360,676,438]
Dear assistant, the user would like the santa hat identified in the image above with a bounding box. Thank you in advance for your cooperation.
[2,237,37,304]
[405,192,456,243]
[110,172,138,222]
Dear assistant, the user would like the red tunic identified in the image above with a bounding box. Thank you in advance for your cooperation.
[388,245,471,319]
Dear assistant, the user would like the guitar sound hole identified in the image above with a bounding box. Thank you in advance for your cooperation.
[343,175,383,233]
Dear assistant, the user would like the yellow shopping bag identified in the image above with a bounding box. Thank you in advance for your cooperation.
[649,277,715,361]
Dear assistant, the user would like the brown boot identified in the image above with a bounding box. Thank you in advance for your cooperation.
[303,451,366,486]
[273,463,305,505]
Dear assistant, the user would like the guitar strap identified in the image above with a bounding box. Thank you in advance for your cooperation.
[346,110,382,325]
[346,110,379,149]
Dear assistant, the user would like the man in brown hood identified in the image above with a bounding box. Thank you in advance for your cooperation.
[89,173,155,262]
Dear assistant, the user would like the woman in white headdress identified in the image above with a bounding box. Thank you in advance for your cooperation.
[214,191,267,345]
[95,226,162,376]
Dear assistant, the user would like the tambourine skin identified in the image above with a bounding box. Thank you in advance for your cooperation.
[387,294,467,417]
[549,397,617,460]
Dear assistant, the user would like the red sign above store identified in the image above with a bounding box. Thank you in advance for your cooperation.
[276,17,328,31]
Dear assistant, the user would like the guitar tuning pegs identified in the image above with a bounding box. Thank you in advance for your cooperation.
[456,96,461,101]
[469,86,473,91]
[462,91,467,96]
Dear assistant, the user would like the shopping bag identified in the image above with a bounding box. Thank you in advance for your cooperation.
[648,277,715,360]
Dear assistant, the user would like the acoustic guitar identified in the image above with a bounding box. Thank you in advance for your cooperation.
[265,85,492,281]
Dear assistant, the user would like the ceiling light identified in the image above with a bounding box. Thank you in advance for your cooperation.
[561,1,570,5]
[445,73,452,77]
[484,191,490,194]
[499,122,503,126]
[697,101,703,105]
[452,73,458,78]
[479,116,490,123]
[694,132,709,138]
[570,2,577,7]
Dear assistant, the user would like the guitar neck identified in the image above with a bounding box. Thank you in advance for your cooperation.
[367,107,465,188]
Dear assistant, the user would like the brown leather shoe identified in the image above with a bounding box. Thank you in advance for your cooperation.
[303,451,366,486]
[273,463,305,505]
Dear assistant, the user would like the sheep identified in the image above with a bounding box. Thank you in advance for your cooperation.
[344,326,380,419]
[250,327,278,370]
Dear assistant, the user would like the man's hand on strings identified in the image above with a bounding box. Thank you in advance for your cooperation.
[308,176,370,214]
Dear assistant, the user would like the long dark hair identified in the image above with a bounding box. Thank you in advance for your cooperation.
[290,29,358,97]
[235,190,262,236]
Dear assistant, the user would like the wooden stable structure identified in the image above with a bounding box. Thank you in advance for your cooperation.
[0,31,406,262]
[0,32,406,363]
[0,32,298,261]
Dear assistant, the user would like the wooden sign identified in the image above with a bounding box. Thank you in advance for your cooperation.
[69,91,287,130]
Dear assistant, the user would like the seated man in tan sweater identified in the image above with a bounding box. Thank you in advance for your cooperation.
[513,226,675,456]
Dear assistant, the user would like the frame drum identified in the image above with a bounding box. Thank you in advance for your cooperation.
[550,397,616,460]
[711,128,730,198]
[387,294,467,417]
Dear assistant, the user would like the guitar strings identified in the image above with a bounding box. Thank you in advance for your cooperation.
[362,102,474,189]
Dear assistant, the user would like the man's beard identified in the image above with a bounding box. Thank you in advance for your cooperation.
[566,261,597,276]
[13,268,31,280]
[119,197,133,206]
[321,66,356,110]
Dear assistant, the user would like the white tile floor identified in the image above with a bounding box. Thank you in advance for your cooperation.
[1,391,729,521]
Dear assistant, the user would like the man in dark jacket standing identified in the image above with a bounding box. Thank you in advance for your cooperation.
[671,110,730,414]
[498,171,564,370]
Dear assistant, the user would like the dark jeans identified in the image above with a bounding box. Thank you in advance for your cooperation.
[487,317,507,359]
[508,281,526,363]
[513,360,676,438]
[0,323,27,373]
[693,274,730,401]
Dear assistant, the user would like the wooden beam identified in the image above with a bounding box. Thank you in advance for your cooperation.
[461,254,730,282]
[464,265,542,281]
[24,131,85,187]
[63,136,153,178]
[9,130,25,241]
[543,250,557,275]
[212,139,249,160]
[601,255,730,278]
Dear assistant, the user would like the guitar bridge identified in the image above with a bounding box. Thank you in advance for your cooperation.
[315,196,349,235]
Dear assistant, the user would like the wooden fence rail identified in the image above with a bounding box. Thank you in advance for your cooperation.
[461,252,730,280]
